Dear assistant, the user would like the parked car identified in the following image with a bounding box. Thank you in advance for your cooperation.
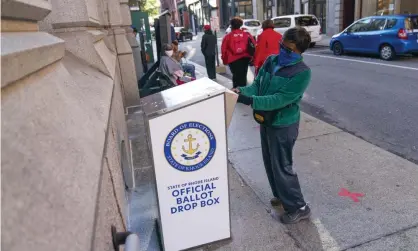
[263,14,322,47]
[150,25,155,39]
[226,19,262,39]
[174,27,193,42]
[330,15,418,60]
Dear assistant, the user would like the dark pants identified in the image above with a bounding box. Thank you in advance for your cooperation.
[229,57,250,88]
[260,123,306,213]
[204,55,216,79]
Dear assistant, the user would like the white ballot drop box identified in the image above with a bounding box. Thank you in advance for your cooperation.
[141,78,238,251]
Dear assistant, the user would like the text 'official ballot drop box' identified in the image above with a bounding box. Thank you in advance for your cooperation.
[141,78,238,251]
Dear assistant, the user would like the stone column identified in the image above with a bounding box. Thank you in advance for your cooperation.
[43,0,140,107]
[2,0,130,250]
[354,0,362,20]
[117,0,141,107]
[252,0,258,19]
[394,0,401,14]
[334,0,344,34]
[294,0,301,14]
[127,29,145,82]
[1,0,64,88]
[256,0,263,20]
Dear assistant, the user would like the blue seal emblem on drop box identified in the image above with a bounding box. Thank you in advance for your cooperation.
[164,121,217,172]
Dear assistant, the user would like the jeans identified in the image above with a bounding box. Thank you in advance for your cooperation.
[260,123,306,213]
[181,63,196,78]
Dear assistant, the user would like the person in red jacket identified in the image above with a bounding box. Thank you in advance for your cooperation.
[221,17,256,88]
[253,20,283,76]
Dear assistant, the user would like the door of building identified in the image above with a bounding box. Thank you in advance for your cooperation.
[263,0,273,19]
[316,1,326,34]
[310,0,326,34]
[343,0,355,30]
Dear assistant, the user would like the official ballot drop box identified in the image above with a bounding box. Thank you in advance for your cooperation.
[141,78,238,251]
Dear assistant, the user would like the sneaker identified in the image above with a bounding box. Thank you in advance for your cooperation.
[280,204,311,224]
[270,197,282,207]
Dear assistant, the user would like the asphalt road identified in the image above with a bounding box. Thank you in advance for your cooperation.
[178,33,418,164]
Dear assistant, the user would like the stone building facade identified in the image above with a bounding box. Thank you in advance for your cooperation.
[299,0,417,36]
[324,0,418,36]
[2,0,139,250]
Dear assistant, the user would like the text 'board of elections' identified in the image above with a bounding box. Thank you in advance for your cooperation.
[148,94,230,251]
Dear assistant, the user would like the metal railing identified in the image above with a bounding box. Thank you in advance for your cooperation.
[125,234,140,251]
[112,225,140,251]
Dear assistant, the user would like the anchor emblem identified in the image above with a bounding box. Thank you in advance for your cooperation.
[182,134,200,155]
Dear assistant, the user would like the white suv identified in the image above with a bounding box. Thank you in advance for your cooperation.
[226,19,262,38]
[261,14,322,47]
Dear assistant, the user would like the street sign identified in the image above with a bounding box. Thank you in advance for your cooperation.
[142,79,237,251]
[210,16,219,32]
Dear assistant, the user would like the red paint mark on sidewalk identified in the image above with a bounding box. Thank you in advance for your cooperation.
[338,188,364,202]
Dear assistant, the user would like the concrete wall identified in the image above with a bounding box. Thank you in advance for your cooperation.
[325,0,343,36]
[399,0,418,14]
[358,0,418,16]
[1,0,139,250]
[327,0,338,35]
[361,0,378,16]
[354,0,362,20]
[255,0,263,20]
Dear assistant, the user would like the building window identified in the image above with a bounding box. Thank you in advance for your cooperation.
[274,17,291,28]
[347,18,372,32]
[235,0,253,19]
[361,0,395,17]
[405,16,418,30]
[295,15,319,26]
[277,0,294,16]
[263,0,274,19]
[385,18,397,29]
[370,18,387,31]
[376,0,395,15]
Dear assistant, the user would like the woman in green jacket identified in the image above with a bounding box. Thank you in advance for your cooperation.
[233,27,312,224]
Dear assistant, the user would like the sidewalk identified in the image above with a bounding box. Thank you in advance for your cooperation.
[126,69,302,250]
[316,35,331,47]
[126,62,418,251]
[190,62,418,250]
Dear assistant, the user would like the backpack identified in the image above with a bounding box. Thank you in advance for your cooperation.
[229,31,249,55]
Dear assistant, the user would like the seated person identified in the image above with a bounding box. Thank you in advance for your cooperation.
[172,40,186,62]
[171,40,196,78]
[159,43,184,85]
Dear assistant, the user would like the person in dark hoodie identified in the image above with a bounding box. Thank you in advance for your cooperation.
[201,25,217,80]
[232,27,312,224]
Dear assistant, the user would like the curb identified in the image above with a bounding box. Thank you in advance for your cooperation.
[315,44,329,48]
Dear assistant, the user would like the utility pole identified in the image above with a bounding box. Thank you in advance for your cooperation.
[209,0,220,67]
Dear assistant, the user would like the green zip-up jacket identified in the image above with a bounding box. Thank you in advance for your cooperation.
[238,55,311,127]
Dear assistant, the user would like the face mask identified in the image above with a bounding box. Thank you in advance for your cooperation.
[278,43,302,66]
[165,50,173,57]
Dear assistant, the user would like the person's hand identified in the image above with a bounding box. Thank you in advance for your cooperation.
[237,94,253,106]
[231,88,240,93]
